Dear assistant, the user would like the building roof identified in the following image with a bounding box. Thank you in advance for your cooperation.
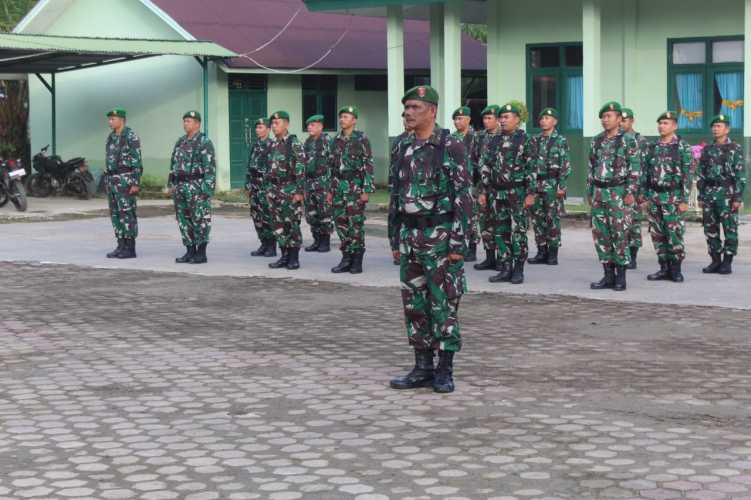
[151,0,486,71]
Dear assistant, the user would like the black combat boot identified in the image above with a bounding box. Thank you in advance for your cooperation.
[317,233,331,253]
[488,261,512,283]
[473,251,496,271]
[702,252,722,273]
[117,239,136,259]
[305,230,320,252]
[432,350,455,393]
[269,248,289,268]
[528,246,548,264]
[349,250,364,274]
[286,247,300,270]
[250,239,268,257]
[647,260,670,281]
[510,260,525,284]
[546,246,559,265]
[614,265,627,291]
[590,264,615,290]
[464,242,477,262]
[190,243,207,264]
[175,245,195,263]
[390,350,434,390]
[107,238,125,258]
[718,254,733,275]
[627,247,639,270]
[331,251,352,273]
[670,260,684,282]
[263,238,277,257]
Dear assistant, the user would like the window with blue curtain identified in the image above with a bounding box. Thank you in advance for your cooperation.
[715,72,743,129]
[565,75,583,129]
[675,73,703,129]
[526,44,583,132]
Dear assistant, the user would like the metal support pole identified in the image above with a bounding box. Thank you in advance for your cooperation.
[51,73,57,155]
[202,57,209,136]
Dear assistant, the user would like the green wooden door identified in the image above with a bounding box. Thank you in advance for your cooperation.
[229,77,267,189]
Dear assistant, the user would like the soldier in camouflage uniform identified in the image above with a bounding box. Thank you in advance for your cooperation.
[169,111,216,264]
[247,118,276,258]
[303,114,334,253]
[478,102,533,284]
[329,106,375,274]
[104,108,142,259]
[388,85,473,394]
[388,112,413,265]
[640,111,692,282]
[697,113,747,275]
[587,101,641,291]
[471,105,503,271]
[527,107,571,266]
[621,108,648,269]
[266,110,306,271]
[451,106,477,261]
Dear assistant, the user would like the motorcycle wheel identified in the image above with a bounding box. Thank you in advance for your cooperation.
[30,174,53,198]
[0,185,8,208]
[10,181,27,212]
[67,175,91,200]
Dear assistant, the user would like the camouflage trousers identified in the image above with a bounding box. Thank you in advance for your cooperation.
[702,190,740,256]
[333,181,367,253]
[590,186,630,266]
[106,175,138,239]
[268,184,303,249]
[467,188,481,246]
[627,201,643,249]
[249,183,274,241]
[647,201,686,262]
[530,190,562,249]
[399,222,466,353]
[478,191,497,253]
[173,181,212,246]
[305,186,333,236]
[488,188,529,263]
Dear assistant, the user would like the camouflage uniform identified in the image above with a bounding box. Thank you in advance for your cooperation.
[168,132,216,247]
[105,126,142,240]
[388,130,411,253]
[470,127,501,257]
[626,131,649,254]
[331,130,375,253]
[527,129,571,251]
[452,128,476,255]
[303,134,334,237]
[246,135,273,243]
[267,133,306,249]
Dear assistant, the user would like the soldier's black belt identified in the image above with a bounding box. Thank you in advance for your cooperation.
[536,172,560,180]
[493,181,527,190]
[399,212,454,230]
[105,168,135,176]
[268,175,294,184]
[701,179,733,188]
[592,179,626,188]
[649,183,679,193]
[337,171,361,180]
[171,172,204,183]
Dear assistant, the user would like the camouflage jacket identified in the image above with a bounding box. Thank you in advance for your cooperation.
[303,133,334,192]
[245,136,271,190]
[469,127,500,186]
[478,128,531,195]
[697,140,747,203]
[267,133,306,195]
[105,126,143,183]
[451,128,475,155]
[388,127,473,254]
[331,130,375,193]
[168,132,216,196]
[626,131,649,196]
[587,130,641,197]
[527,129,571,193]
[643,135,693,204]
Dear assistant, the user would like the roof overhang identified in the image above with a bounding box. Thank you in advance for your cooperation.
[303,0,489,23]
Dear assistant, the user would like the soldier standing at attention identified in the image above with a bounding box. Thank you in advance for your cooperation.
[587,102,641,291]
[527,107,571,266]
[640,111,692,282]
[104,108,142,259]
[267,111,306,271]
[697,113,747,275]
[451,106,477,262]
[621,108,648,269]
[169,111,216,264]
[388,85,473,394]
[329,106,375,274]
[247,118,276,258]
[303,115,334,253]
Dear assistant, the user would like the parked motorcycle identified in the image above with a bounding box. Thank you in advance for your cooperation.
[27,145,93,199]
[0,158,28,212]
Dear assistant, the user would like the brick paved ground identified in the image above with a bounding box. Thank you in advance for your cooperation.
[2,263,751,499]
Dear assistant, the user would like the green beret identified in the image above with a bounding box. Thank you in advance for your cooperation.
[183,110,201,122]
[401,85,439,105]
[338,106,359,118]
[538,107,559,120]
[621,108,634,119]
[106,108,126,118]
[481,104,500,117]
[254,117,269,126]
[711,113,731,126]
[452,106,471,119]
[271,110,290,121]
[598,101,622,117]
[306,114,325,125]
[499,102,521,116]
[657,111,678,122]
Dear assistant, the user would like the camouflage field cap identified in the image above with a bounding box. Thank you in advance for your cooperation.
[500,102,521,116]
[621,108,635,119]
[106,108,126,118]
[402,85,439,105]
[657,111,678,123]
[271,110,290,121]
[452,106,471,119]
[599,101,622,117]
[481,104,501,117]
[183,110,202,122]
[306,114,325,125]
[711,113,731,126]
[538,107,559,120]
[338,106,359,118]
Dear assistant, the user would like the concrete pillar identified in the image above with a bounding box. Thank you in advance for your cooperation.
[744,0,751,137]
[440,0,462,127]
[486,0,502,105]
[429,3,445,105]
[582,0,602,137]
[622,0,637,109]
[387,5,405,138]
